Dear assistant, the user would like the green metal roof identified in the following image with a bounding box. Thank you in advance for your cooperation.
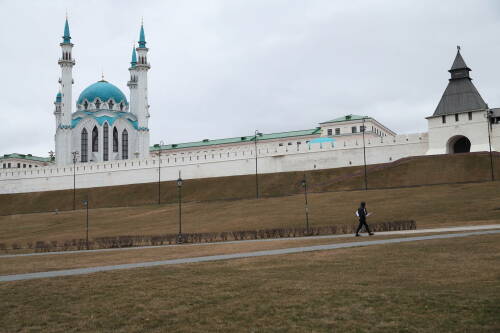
[0,153,51,162]
[138,24,146,48]
[150,128,321,151]
[62,18,71,44]
[319,114,370,124]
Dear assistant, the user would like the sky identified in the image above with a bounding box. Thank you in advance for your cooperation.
[1,0,500,157]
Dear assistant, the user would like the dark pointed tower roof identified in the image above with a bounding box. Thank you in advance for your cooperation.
[432,46,487,116]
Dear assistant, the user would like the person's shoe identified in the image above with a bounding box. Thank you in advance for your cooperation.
[355,234,360,237]
[369,232,374,236]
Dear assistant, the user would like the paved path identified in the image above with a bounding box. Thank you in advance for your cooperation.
[1,229,499,282]
[1,224,499,259]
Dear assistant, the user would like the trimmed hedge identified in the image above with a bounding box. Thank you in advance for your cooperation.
[8,220,417,253]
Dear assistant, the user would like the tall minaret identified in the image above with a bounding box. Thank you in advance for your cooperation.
[127,45,138,116]
[134,22,151,159]
[55,18,75,166]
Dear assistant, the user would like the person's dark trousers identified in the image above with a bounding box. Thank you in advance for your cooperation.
[356,219,371,234]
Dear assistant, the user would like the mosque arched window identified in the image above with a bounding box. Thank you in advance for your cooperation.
[81,128,88,162]
[103,123,109,161]
[108,100,114,110]
[120,102,124,111]
[95,99,101,109]
[92,126,98,152]
[113,127,119,152]
[122,129,128,159]
[84,101,89,110]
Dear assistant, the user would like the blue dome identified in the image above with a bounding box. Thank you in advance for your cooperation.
[77,80,128,106]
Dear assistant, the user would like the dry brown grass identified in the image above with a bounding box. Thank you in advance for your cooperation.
[0,233,498,332]
[0,180,499,249]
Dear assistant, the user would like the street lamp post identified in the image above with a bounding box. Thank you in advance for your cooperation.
[157,140,164,204]
[301,174,310,234]
[83,198,89,250]
[362,117,368,190]
[177,172,183,243]
[486,109,495,181]
[71,151,79,210]
[254,130,260,199]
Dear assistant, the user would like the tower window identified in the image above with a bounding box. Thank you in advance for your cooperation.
[122,129,128,159]
[92,126,98,152]
[442,115,446,124]
[113,127,118,152]
[455,114,459,122]
[103,123,109,161]
[81,128,88,162]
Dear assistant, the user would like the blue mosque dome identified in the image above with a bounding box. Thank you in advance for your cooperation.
[77,80,128,106]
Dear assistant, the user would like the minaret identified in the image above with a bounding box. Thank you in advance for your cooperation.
[127,44,138,116]
[54,91,62,127]
[134,22,151,159]
[55,18,75,166]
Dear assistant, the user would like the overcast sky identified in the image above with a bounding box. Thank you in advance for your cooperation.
[1,0,500,156]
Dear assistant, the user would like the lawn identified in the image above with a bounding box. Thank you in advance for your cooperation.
[0,233,498,332]
[0,181,499,250]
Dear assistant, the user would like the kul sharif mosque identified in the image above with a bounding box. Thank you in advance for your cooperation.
[54,18,151,166]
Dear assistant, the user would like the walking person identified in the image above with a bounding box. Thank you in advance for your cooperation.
[355,201,374,237]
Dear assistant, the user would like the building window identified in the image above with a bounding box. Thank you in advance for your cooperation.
[103,123,109,161]
[352,126,357,133]
[92,126,99,152]
[327,129,332,136]
[81,128,88,162]
[468,112,472,120]
[442,115,446,124]
[335,128,340,135]
[455,114,459,122]
[17,163,20,168]
[360,125,365,132]
[8,163,11,168]
[2,163,5,169]
[122,129,128,159]
[113,127,119,152]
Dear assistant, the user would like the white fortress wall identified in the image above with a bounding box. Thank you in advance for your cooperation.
[0,133,428,194]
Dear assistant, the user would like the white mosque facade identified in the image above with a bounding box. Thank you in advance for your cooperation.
[54,19,150,166]
[0,20,499,194]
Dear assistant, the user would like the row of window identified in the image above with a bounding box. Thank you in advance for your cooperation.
[2,162,39,169]
[326,126,387,136]
[80,126,128,162]
[442,112,473,124]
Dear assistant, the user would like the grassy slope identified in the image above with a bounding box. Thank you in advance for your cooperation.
[0,233,498,332]
[0,181,499,247]
[0,152,499,216]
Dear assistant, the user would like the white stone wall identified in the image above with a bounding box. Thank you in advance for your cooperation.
[0,133,428,194]
[426,110,493,154]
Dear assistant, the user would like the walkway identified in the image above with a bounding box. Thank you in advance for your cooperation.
[1,229,499,282]
[1,224,499,259]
